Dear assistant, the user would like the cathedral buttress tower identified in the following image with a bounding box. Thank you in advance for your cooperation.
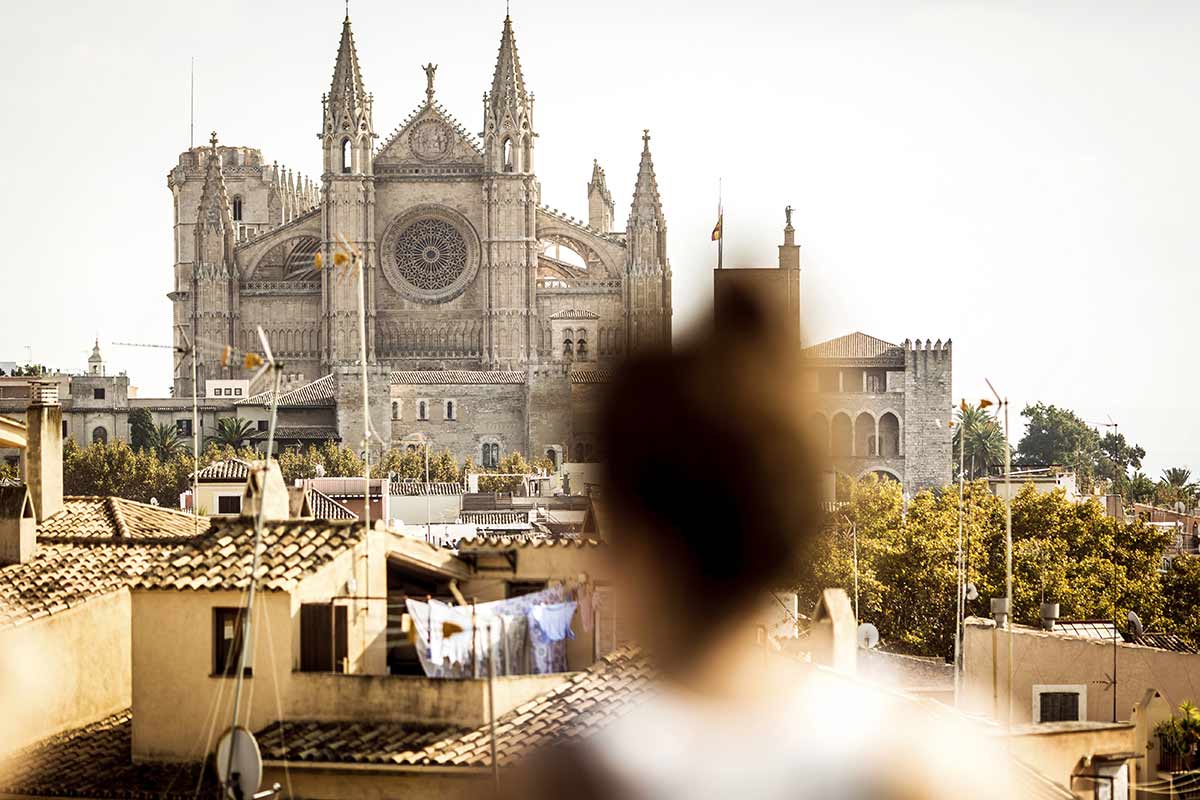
[481,14,538,368]
[191,132,237,395]
[320,14,376,366]
[587,160,614,233]
[625,130,671,350]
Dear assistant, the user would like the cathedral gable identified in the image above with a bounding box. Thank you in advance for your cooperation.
[374,103,483,174]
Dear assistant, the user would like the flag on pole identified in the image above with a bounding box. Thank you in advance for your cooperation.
[711,212,723,241]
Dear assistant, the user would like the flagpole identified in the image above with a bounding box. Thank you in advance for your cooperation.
[717,178,724,270]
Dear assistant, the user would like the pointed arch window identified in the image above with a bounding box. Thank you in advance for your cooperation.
[232,195,243,222]
[576,335,588,361]
[502,139,514,172]
[341,139,352,174]
[482,442,500,469]
[562,338,574,360]
[391,401,400,420]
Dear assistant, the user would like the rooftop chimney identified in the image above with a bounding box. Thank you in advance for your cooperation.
[26,382,63,523]
[0,484,37,565]
[1040,602,1060,631]
[242,461,291,522]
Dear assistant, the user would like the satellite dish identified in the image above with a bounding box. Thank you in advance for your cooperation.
[315,464,326,478]
[966,583,979,601]
[215,727,262,800]
[1176,501,1187,514]
[857,622,880,650]
[1128,611,1144,637]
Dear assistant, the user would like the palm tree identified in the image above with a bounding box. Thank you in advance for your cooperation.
[953,403,1007,480]
[1159,467,1199,508]
[148,424,186,460]
[209,417,257,449]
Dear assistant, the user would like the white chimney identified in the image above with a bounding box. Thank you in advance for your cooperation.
[26,382,63,522]
[0,484,37,565]
[242,461,291,522]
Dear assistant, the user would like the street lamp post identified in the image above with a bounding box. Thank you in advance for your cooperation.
[984,379,1012,729]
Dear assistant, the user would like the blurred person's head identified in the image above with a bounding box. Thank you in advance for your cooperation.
[601,286,823,677]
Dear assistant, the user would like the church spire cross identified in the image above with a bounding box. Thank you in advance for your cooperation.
[209,131,218,149]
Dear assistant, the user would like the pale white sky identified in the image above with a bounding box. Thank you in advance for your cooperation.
[2,1,1197,479]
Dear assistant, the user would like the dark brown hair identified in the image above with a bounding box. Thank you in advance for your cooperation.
[601,286,823,647]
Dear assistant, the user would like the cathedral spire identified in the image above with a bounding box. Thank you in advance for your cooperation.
[628,130,664,224]
[588,159,614,232]
[197,131,233,235]
[322,13,373,175]
[483,13,534,173]
[489,13,528,114]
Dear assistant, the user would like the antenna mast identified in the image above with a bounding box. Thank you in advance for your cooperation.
[189,57,195,150]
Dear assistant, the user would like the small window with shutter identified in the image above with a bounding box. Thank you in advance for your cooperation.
[1034,685,1085,723]
[213,607,250,677]
[300,603,349,672]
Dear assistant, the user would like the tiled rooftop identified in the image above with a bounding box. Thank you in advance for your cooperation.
[0,710,213,798]
[570,367,612,384]
[389,479,464,496]
[0,496,204,630]
[458,510,531,526]
[195,458,249,482]
[239,373,336,407]
[0,542,182,630]
[456,535,600,551]
[308,488,357,521]
[134,519,366,592]
[257,648,652,768]
[802,332,905,364]
[388,370,525,385]
[37,496,202,542]
[248,425,340,442]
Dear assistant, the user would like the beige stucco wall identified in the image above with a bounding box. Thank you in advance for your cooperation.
[0,590,131,755]
[196,479,245,516]
[963,618,1200,725]
[1008,724,1136,798]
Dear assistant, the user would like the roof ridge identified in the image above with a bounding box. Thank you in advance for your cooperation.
[106,497,131,539]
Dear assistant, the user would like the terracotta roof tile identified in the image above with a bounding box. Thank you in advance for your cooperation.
[134,519,366,592]
[570,367,611,384]
[0,710,214,798]
[195,458,250,482]
[253,648,653,768]
[390,479,464,496]
[458,510,530,526]
[388,371,525,385]
[239,373,336,407]
[36,497,201,542]
[802,332,905,364]
[307,489,357,521]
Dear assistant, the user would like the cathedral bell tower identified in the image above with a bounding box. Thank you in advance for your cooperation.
[625,130,671,351]
[320,13,376,366]
[481,13,538,368]
[191,132,237,395]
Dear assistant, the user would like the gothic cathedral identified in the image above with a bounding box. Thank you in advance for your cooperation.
[166,13,672,466]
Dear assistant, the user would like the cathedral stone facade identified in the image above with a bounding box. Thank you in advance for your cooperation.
[167,14,671,466]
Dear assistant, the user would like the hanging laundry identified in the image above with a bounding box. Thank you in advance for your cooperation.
[530,602,578,642]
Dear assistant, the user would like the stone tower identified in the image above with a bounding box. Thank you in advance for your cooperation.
[87,339,105,376]
[481,14,539,368]
[192,133,237,393]
[587,160,614,233]
[625,131,671,350]
[902,339,953,490]
[320,14,376,366]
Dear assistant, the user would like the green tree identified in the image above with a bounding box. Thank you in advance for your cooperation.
[1015,403,1102,491]
[209,417,257,449]
[1163,556,1200,648]
[1097,431,1146,498]
[0,461,18,482]
[128,408,155,452]
[1127,471,1156,504]
[12,364,49,377]
[148,424,187,460]
[953,403,1007,480]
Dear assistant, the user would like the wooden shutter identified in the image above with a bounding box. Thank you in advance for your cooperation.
[300,604,332,672]
[334,605,348,674]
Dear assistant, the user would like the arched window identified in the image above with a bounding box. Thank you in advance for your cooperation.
[855,412,874,457]
[406,444,416,453]
[563,338,574,359]
[502,139,514,172]
[830,414,852,458]
[546,448,558,470]
[445,400,456,421]
[391,401,399,420]
[576,336,588,361]
[879,413,901,457]
[483,442,500,469]
[417,400,428,421]
[232,195,243,222]
[341,139,351,174]
[92,426,108,444]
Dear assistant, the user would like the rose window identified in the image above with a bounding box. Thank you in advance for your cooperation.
[393,218,468,291]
